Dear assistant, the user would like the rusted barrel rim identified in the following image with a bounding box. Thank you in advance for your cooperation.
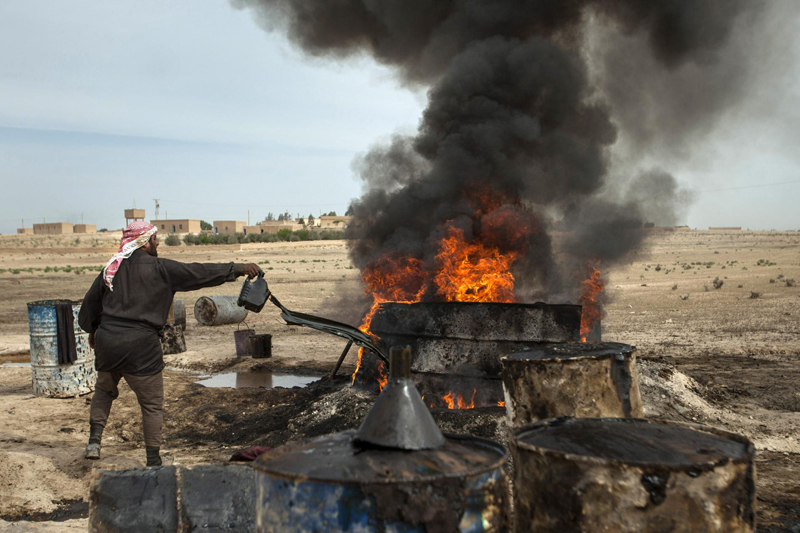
[501,342,636,364]
[27,299,82,307]
[512,417,755,472]
[254,432,509,485]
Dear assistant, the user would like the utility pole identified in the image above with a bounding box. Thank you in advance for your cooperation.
[248,210,250,226]
[81,213,84,224]
[154,199,160,220]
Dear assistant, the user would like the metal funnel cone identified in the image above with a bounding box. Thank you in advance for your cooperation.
[354,346,445,450]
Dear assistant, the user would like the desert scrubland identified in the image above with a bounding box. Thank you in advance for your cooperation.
[0,229,798,530]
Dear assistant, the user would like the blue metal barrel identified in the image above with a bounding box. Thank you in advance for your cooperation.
[27,299,96,397]
[254,430,509,532]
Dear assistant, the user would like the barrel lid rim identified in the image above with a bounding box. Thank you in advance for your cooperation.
[253,430,508,484]
[512,417,755,470]
[502,342,636,362]
[27,299,82,307]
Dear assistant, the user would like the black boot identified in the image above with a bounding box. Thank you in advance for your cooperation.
[84,423,103,460]
[146,446,162,467]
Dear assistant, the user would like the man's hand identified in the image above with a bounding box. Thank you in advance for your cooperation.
[89,332,95,350]
[243,263,261,279]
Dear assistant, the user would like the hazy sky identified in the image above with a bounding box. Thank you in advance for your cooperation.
[1,1,799,234]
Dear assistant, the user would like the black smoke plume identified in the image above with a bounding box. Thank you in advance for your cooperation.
[235,0,762,305]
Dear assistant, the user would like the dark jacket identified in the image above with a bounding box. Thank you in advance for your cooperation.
[78,249,245,375]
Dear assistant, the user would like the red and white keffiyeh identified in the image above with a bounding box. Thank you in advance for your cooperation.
[102,221,157,290]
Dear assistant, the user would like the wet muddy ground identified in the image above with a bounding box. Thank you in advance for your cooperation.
[0,231,798,530]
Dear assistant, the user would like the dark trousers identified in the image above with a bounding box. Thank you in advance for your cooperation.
[90,371,164,448]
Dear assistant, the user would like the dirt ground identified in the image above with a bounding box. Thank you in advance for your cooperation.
[0,229,798,530]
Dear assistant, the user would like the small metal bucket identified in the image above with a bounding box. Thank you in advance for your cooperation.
[235,323,255,356]
[249,334,272,359]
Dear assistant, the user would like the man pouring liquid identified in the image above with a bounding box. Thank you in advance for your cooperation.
[78,221,259,466]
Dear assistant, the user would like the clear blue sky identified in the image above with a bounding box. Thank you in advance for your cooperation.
[1,1,798,233]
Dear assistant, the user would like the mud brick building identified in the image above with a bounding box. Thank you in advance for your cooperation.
[150,219,201,234]
[33,223,73,235]
[213,221,246,235]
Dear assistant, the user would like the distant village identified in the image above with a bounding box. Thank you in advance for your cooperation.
[17,208,758,237]
[16,208,354,236]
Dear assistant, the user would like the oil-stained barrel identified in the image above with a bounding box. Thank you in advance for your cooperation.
[172,299,186,330]
[193,295,248,326]
[369,302,582,377]
[370,302,582,342]
[355,302,582,402]
[510,417,755,532]
[254,430,509,532]
[160,324,186,355]
[27,299,96,397]
[500,342,642,429]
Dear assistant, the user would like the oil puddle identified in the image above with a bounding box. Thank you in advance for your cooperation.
[195,372,319,389]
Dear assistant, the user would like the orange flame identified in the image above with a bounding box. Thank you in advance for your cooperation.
[442,389,476,409]
[442,391,456,409]
[351,222,524,387]
[351,255,428,390]
[497,401,506,407]
[433,227,517,303]
[579,261,606,342]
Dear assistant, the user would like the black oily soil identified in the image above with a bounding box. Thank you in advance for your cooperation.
[517,418,750,467]
[1,499,88,522]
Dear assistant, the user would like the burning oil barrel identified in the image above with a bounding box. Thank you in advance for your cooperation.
[254,347,509,532]
[370,302,582,376]
[193,295,247,326]
[501,342,642,429]
[27,299,96,397]
[510,417,755,532]
[355,302,582,407]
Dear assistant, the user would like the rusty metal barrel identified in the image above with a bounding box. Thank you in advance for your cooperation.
[510,417,756,532]
[369,302,582,376]
[172,299,186,330]
[501,342,642,429]
[193,295,247,326]
[355,301,582,406]
[254,430,508,532]
[27,299,96,397]
[160,324,186,355]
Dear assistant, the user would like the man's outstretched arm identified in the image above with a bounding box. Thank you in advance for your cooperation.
[161,259,260,293]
